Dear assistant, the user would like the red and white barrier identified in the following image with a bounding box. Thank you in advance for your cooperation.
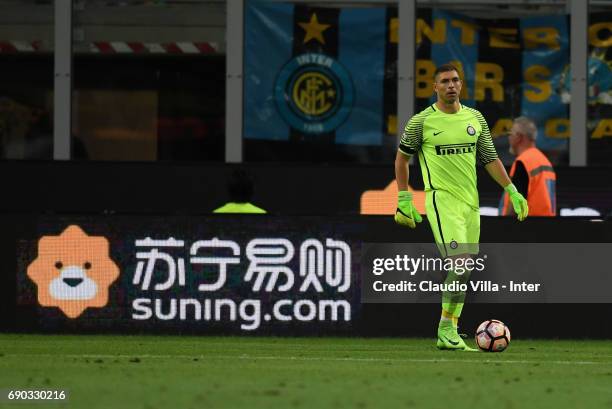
[91,41,218,54]
[0,41,42,53]
[0,40,218,54]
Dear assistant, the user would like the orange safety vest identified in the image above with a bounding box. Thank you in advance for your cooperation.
[501,147,556,216]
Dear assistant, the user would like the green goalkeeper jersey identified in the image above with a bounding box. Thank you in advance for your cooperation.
[399,104,498,210]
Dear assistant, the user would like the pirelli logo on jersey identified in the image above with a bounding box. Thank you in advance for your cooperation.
[435,143,476,156]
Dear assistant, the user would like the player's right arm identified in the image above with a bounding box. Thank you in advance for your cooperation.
[394,116,424,228]
[394,150,410,191]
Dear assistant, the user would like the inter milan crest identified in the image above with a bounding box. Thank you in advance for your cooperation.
[274,53,354,134]
[467,125,476,136]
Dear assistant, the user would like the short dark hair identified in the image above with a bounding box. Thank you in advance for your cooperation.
[227,169,254,203]
[434,64,460,81]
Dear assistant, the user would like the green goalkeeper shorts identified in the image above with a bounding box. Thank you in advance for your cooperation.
[425,189,480,257]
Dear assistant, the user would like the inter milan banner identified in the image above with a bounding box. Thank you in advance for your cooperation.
[244,0,387,146]
[411,9,571,153]
[245,2,612,160]
[586,12,612,164]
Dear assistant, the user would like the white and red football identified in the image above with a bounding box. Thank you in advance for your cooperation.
[475,319,511,352]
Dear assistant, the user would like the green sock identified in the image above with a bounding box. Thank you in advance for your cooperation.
[438,310,454,330]
[441,268,472,325]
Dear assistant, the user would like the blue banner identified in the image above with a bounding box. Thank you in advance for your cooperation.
[520,15,569,151]
[414,11,570,153]
[245,0,386,145]
[246,4,611,162]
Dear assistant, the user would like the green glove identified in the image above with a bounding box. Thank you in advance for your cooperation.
[505,183,529,221]
[395,191,422,228]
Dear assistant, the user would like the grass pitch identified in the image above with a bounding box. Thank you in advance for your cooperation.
[1,335,612,409]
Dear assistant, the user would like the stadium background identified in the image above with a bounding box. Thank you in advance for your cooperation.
[1,0,612,339]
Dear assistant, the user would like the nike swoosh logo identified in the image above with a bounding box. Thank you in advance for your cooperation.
[440,336,460,346]
[433,131,444,136]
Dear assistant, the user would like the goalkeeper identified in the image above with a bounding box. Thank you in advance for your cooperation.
[394,64,528,351]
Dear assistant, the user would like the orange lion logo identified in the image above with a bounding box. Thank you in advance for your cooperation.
[27,225,119,318]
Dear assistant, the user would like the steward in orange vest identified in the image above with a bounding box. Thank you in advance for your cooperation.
[500,118,556,216]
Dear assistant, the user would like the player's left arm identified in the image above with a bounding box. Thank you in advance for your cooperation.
[484,159,512,189]
[484,159,528,221]
[475,112,529,221]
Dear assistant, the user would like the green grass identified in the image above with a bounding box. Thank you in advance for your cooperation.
[1,335,612,409]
